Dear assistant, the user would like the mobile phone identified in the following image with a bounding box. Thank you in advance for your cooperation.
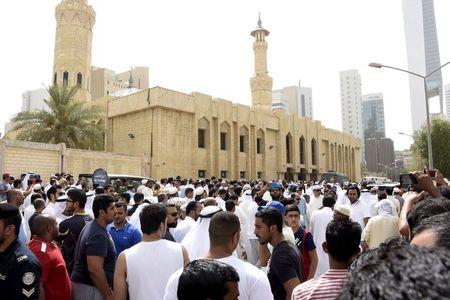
[428,170,437,177]
[399,173,418,187]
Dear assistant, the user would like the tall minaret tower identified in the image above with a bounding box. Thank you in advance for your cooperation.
[53,0,95,102]
[250,14,273,111]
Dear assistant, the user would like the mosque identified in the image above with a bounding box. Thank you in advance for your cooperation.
[49,0,362,181]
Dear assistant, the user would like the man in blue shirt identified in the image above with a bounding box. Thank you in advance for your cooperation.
[107,201,141,259]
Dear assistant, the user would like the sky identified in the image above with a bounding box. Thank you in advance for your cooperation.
[1,0,449,151]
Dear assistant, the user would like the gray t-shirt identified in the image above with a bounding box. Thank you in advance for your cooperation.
[71,219,116,286]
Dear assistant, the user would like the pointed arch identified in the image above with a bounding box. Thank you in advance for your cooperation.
[311,138,317,165]
[299,135,306,164]
[286,133,293,163]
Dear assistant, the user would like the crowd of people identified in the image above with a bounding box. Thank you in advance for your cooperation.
[0,170,449,300]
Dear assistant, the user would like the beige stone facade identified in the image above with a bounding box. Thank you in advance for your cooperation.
[7,1,361,182]
[104,15,361,181]
[105,87,361,181]
[0,140,146,182]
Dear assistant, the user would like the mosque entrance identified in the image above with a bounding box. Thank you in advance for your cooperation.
[285,168,294,181]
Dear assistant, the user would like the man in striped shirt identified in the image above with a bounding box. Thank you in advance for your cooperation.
[291,219,361,300]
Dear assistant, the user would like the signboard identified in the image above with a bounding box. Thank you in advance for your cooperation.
[92,168,109,187]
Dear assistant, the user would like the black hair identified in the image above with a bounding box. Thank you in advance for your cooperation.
[13,179,22,188]
[140,204,167,234]
[218,189,227,196]
[178,259,239,300]
[120,193,131,203]
[92,194,115,218]
[133,192,144,203]
[326,220,361,262]
[323,195,336,208]
[255,207,283,233]
[0,204,22,236]
[67,189,87,209]
[412,211,450,250]
[30,193,43,205]
[347,185,361,198]
[115,201,128,211]
[225,200,236,212]
[46,186,57,200]
[186,201,198,215]
[407,197,450,233]
[185,187,194,195]
[95,186,105,195]
[284,204,300,215]
[157,193,167,203]
[209,211,240,246]
[339,239,450,299]
[233,186,242,196]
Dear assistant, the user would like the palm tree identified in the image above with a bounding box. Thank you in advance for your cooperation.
[13,85,105,150]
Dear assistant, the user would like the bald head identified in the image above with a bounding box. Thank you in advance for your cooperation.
[203,198,217,207]
[209,211,240,247]
[6,189,24,207]
[33,214,58,241]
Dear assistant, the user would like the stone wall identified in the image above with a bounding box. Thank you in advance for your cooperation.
[0,139,146,182]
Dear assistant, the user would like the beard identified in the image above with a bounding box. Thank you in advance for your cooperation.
[167,221,177,228]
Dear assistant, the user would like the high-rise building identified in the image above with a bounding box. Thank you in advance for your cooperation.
[340,70,363,140]
[21,88,50,112]
[445,83,450,119]
[402,0,443,131]
[272,82,313,118]
[362,93,385,140]
[365,138,395,172]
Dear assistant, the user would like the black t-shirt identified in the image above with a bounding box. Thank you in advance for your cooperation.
[57,213,93,275]
[0,239,42,299]
[268,240,302,300]
[28,212,40,237]
[70,219,116,286]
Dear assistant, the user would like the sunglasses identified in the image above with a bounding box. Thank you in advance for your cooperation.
[169,212,178,217]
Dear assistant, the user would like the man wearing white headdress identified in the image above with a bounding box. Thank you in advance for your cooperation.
[240,188,260,265]
[54,194,70,224]
[306,185,324,225]
[129,202,150,231]
[84,189,95,218]
[362,199,401,250]
[181,205,222,259]
[360,188,378,217]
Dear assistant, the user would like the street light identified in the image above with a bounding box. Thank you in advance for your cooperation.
[398,132,413,138]
[369,61,450,170]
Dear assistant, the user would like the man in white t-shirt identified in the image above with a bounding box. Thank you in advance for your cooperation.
[114,204,190,300]
[347,186,371,232]
[164,211,273,300]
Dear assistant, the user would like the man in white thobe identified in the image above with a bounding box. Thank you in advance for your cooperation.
[306,185,324,225]
[309,195,335,277]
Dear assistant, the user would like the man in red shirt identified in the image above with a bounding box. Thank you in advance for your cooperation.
[28,214,71,300]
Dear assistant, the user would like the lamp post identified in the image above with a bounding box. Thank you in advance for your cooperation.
[369,61,450,170]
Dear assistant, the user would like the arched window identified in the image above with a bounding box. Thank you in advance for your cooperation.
[286,133,292,163]
[63,71,69,87]
[77,72,82,88]
[311,138,317,165]
[299,136,305,164]
[53,73,57,85]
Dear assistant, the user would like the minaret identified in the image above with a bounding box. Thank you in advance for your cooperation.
[53,0,95,102]
[250,14,273,111]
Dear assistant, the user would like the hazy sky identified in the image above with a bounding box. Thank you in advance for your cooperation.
[1,0,449,151]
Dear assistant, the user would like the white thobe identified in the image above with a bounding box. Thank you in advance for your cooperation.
[310,207,334,277]
[171,216,196,242]
[306,195,324,225]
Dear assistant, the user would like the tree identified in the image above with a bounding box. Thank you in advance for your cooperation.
[411,118,450,177]
[13,85,105,150]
